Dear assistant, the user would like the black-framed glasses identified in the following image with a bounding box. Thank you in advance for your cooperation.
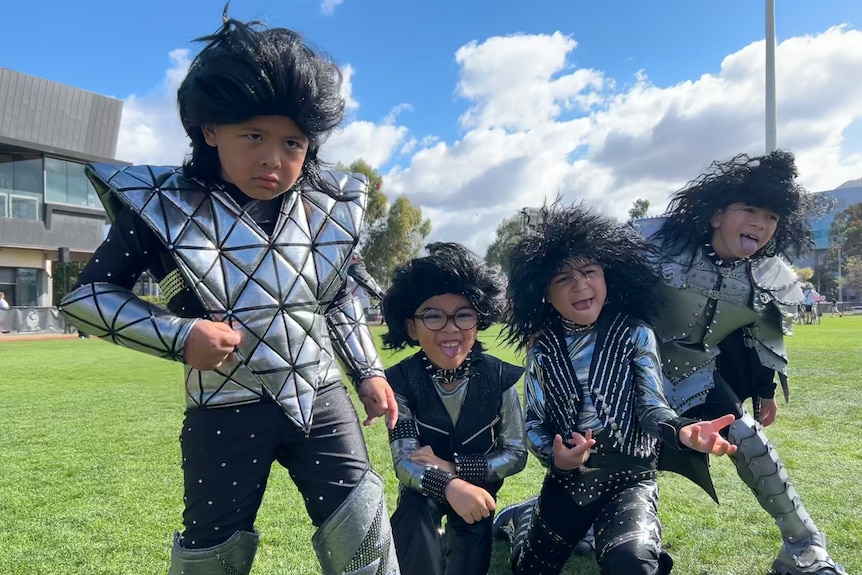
[413,308,479,331]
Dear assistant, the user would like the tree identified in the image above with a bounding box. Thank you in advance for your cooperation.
[336,159,387,231]
[52,262,87,305]
[843,256,862,296]
[811,249,840,300]
[362,196,431,285]
[628,198,650,221]
[795,267,814,282]
[484,214,525,274]
[829,202,862,260]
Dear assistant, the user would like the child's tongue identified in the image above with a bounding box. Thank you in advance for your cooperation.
[739,235,758,257]
[573,299,592,311]
[440,343,461,358]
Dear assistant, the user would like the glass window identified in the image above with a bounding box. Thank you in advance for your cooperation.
[16,268,38,307]
[45,156,67,204]
[0,153,12,191]
[43,157,99,208]
[0,154,42,221]
[13,154,43,195]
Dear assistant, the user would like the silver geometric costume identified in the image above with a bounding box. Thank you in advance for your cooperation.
[60,165,399,575]
[61,164,384,431]
[642,220,846,575]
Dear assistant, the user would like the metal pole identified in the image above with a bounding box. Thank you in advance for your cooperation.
[765,0,778,152]
[838,241,843,305]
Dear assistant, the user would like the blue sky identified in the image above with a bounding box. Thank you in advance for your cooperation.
[3,0,862,253]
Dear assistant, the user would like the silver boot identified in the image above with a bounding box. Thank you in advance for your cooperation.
[168,530,259,575]
[312,469,399,575]
[728,414,846,575]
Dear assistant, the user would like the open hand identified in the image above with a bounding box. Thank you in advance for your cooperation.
[184,320,241,371]
[678,414,738,456]
[358,376,398,429]
[551,429,595,471]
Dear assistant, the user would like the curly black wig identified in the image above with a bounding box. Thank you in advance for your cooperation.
[177,7,345,193]
[655,150,814,258]
[503,203,662,349]
[382,242,504,350]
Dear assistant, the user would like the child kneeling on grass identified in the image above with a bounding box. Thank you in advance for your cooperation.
[495,203,738,575]
[382,242,528,575]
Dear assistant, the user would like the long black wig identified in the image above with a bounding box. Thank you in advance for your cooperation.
[382,242,504,350]
[177,8,345,193]
[503,203,662,350]
[654,150,814,258]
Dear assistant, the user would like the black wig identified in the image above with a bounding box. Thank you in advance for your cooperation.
[503,203,662,349]
[382,242,504,350]
[177,9,345,192]
[655,150,813,258]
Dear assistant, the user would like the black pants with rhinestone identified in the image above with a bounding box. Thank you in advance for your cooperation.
[178,382,370,549]
[390,488,493,575]
[512,473,672,575]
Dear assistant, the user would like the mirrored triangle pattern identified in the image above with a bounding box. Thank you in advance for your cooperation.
[96,166,367,429]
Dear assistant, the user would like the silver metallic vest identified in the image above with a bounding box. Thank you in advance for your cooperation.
[651,243,802,413]
[87,165,381,430]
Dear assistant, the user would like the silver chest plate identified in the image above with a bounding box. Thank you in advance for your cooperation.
[96,165,366,429]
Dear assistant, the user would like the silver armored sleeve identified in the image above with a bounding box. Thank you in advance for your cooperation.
[631,324,682,436]
[523,349,556,469]
[486,385,528,481]
[388,398,427,493]
[60,282,198,361]
[326,292,385,387]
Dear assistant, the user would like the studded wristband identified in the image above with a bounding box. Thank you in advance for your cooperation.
[388,418,418,443]
[454,453,488,484]
[420,467,454,504]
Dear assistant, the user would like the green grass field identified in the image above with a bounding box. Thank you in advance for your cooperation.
[1,316,860,575]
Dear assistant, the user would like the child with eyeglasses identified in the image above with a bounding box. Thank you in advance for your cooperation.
[381,242,528,575]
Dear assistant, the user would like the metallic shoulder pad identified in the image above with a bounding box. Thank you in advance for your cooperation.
[749,255,804,316]
[317,170,368,201]
[86,163,184,223]
[60,282,198,362]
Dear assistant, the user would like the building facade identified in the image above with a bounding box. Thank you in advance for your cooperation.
[0,67,123,308]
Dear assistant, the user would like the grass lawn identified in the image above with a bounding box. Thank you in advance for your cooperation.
[1,316,860,574]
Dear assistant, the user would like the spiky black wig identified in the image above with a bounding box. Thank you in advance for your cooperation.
[655,150,813,258]
[177,8,345,192]
[503,203,662,349]
[382,242,504,350]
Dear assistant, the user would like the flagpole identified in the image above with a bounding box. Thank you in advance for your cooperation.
[765,0,777,152]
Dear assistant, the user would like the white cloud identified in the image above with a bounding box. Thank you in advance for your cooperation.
[340,64,359,112]
[116,49,191,165]
[115,26,862,259]
[320,0,343,16]
[385,25,862,256]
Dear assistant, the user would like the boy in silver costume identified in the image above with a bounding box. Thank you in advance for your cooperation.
[644,151,846,575]
[59,13,399,575]
[381,242,527,575]
[495,204,736,575]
